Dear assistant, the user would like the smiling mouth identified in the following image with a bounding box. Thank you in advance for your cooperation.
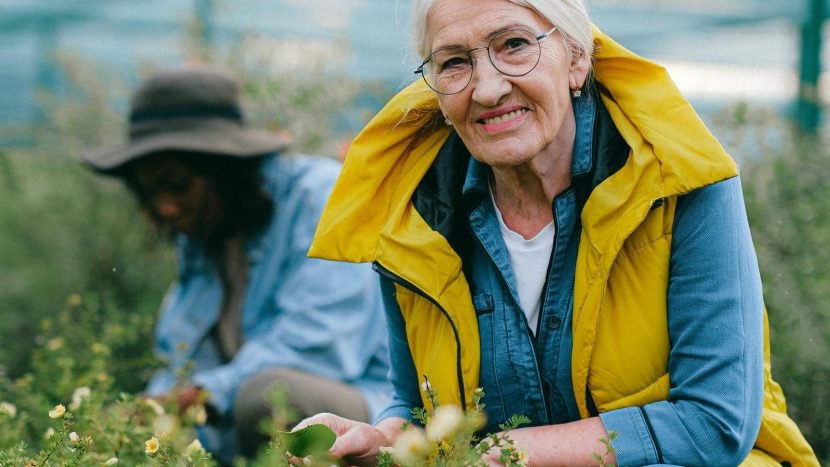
[478,108,528,125]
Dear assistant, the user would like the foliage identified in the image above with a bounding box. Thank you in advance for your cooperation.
[715,102,830,462]
[0,292,332,466]
[371,380,618,466]
[0,57,176,383]
[374,379,531,467]
[0,294,212,465]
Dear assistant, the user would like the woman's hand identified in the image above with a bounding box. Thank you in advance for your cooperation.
[291,414,405,466]
[174,385,203,413]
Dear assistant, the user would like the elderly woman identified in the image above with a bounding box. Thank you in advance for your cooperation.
[302,0,817,465]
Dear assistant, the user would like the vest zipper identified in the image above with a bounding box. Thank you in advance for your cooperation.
[372,260,468,411]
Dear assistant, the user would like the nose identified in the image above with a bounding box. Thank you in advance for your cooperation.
[153,195,182,221]
[470,51,511,107]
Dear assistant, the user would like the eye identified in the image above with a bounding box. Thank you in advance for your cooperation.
[161,175,193,195]
[504,36,531,50]
[492,30,535,56]
[438,56,469,72]
[429,48,471,75]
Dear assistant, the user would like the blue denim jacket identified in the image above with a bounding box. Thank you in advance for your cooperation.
[378,94,763,465]
[145,154,391,455]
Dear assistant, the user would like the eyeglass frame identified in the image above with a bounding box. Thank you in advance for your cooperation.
[414,26,559,95]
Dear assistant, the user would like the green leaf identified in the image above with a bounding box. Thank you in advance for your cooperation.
[278,424,336,458]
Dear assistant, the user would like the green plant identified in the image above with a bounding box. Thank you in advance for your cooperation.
[374,379,530,467]
[0,294,325,466]
[714,102,830,462]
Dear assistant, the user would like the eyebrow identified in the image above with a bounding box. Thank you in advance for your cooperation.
[431,22,538,52]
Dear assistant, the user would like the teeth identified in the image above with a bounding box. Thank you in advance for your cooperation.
[483,109,525,125]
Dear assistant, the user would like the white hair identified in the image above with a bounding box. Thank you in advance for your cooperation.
[411,0,593,61]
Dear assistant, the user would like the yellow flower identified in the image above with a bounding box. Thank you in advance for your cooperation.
[145,436,160,454]
[69,386,91,410]
[48,404,66,419]
[426,404,463,441]
[104,457,119,465]
[46,338,64,351]
[392,428,429,464]
[0,401,16,417]
[67,294,82,307]
[185,439,204,460]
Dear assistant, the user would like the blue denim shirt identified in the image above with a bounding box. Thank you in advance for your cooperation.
[378,94,763,465]
[145,154,392,456]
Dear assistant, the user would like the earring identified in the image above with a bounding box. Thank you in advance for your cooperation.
[444,117,453,126]
[571,88,582,98]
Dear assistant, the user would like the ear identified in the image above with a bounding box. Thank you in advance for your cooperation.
[568,52,591,90]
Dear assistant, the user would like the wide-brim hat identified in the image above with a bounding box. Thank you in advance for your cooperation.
[84,64,290,173]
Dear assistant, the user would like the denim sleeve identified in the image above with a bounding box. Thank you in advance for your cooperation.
[600,177,764,466]
[375,275,423,422]
[191,162,387,418]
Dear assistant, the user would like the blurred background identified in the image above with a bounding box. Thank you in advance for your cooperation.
[0,0,827,462]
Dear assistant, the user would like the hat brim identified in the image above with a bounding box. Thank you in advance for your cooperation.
[84,120,290,173]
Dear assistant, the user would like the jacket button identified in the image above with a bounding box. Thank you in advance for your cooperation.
[546,315,562,329]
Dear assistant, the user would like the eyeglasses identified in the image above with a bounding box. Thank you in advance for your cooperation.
[414,27,558,95]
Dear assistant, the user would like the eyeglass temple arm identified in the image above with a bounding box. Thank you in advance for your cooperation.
[536,26,558,40]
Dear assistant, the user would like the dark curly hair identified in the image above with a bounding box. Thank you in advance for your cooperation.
[121,151,274,244]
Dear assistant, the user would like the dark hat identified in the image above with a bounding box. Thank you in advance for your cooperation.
[84,64,289,173]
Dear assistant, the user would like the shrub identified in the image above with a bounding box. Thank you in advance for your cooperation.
[717,102,830,462]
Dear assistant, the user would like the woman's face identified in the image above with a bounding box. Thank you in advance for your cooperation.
[130,155,225,240]
[428,0,590,169]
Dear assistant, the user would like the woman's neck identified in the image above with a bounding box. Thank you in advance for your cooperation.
[490,140,573,239]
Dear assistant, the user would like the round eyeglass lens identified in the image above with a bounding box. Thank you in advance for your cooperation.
[420,29,544,95]
[423,48,474,95]
[488,29,542,76]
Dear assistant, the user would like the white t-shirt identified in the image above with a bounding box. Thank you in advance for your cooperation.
[490,188,555,335]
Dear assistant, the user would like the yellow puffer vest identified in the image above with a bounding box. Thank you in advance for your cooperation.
[309,27,818,466]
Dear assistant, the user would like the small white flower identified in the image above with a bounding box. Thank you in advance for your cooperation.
[153,414,177,436]
[185,439,204,460]
[392,428,429,464]
[104,457,119,465]
[44,427,56,439]
[186,404,207,425]
[69,431,79,443]
[69,386,91,410]
[143,398,165,415]
[420,380,432,392]
[426,404,463,441]
[48,404,66,419]
[0,401,16,417]
[516,448,529,465]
